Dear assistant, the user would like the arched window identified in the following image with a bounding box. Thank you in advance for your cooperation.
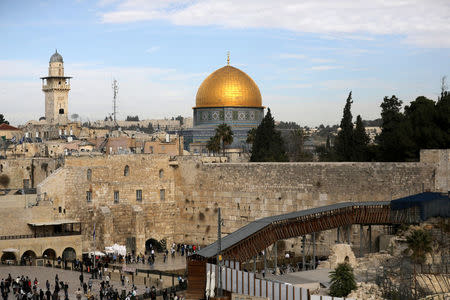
[159,169,164,179]
[87,169,92,181]
[124,165,130,176]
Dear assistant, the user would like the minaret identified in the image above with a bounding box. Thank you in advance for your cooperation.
[41,50,72,124]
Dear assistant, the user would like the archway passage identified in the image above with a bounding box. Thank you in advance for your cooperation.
[1,252,17,264]
[43,248,56,260]
[21,250,37,265]
[145,238,165,253]
[62,247,76,261]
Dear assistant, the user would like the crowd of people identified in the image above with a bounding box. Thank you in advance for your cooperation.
[1,273,70,300]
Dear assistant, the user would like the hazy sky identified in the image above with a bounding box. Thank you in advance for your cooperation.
[1,0,449,126]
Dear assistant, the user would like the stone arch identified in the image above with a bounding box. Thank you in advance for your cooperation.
[145,238,165,253]
[1,252,17,263]
[87,169,92,181]
[124,165,130,176]
[43,248,57,260]
[62,247,76,261]
[21,250,37,265]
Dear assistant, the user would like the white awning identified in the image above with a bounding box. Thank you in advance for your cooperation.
[2,248,19,253]
[28,220,80,226]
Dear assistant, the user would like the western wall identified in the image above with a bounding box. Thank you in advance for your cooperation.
[35,149,448,256]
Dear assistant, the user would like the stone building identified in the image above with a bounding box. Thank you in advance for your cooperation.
[41,50,71,125]
[32,149,448,256]
[188,56,264,152]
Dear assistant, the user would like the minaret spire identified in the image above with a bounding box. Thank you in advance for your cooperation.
[227,51,230,65]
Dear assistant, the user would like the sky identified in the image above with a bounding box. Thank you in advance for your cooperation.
[1,0,449,127]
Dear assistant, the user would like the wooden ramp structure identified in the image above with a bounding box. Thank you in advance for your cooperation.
[186,192,449,300]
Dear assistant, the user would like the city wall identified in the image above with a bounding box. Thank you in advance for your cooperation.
[36,150,448,255]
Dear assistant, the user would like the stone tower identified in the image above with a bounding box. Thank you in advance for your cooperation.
[41,50,72,124]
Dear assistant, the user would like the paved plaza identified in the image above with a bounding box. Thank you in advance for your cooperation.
[0,254,187,300]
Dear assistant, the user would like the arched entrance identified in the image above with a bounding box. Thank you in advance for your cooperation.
[21,250,37,265]
[62,247,76,261]
[145,238,166,253]
[43,248,57,260]
[1,252,17,264]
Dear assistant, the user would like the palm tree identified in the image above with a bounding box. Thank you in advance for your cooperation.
[406,229,432,298]
[215,123,233,156]
[329,263,357,297]
[206,135,220,155]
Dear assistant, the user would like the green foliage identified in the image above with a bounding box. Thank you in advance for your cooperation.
[206,134,220,154]
[329,263,357,297]
[334,92,355,161]
[353,115,370,161]
[0,114,9,125]
[126,115,139,121]
[175,115,184,125]
[0,174,10,188]
[406,229,432,265]
[250,108,288,162]
[207,123,234,155]
[378,92,450,161]
[246,128,256,144]
[282,129,313,161]
[276,121,301,129]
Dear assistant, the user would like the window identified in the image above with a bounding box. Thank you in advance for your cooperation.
[160,189,165,201]
[87,169,92,181]
[86,191,92,202]
[136,190,142,202]
[114,191,119,203]
[23,179,30,189]
[59,109,64,114]
[159,169,164,179]
[124,165,129,176]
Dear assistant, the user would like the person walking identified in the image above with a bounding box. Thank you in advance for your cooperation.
[79,273,84,287]
[75,288,82,300]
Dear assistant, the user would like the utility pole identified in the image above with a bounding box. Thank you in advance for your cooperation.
[112,79,119,123]
[217,208,223,297]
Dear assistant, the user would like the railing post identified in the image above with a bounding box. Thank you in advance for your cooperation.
[312,232,316,270]
[302,235,306,271]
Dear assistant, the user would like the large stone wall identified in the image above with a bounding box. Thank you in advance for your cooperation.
[0,157,62,189]
[36,150,448,255]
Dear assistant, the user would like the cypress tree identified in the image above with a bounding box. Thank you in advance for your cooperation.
[250,108,288,162]
[334,92,354,161]
[353,115,370,161]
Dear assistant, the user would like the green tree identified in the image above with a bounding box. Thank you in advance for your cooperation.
[246,128,256,144]
[405,96,447,158]
[0,114,9,125]
[283,129,312,161]
[206,135,220,154]
[215,123,234,156]
[329,263,357,297]
[353,115,370,161]
[378,95,415,161]
[334,92,354,161]
[406,229,433,298]
[250,108,288,162]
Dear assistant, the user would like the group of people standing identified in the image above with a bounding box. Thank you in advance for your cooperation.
[1,274,70,300]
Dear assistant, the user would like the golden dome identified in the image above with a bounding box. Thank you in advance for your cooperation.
[195,65,262,108]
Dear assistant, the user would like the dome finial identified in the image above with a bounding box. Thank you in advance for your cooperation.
[227,51,230,65]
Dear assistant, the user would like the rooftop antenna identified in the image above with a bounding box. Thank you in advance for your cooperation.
[227,51,230,65]
[112,79,119,123]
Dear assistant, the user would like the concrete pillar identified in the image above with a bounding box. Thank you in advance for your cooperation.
[274,242,278,273]
[359,224,363,257]
[253,256,256,273]
[347,225,351,244]
[264,248,267,273]
[368,225,372,253]
[337,227,340,243]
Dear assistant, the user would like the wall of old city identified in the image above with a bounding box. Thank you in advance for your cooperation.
[37,150,448,255]
[0,157,62,189]
[173,156,439,247]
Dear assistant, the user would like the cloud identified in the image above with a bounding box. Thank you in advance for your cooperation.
[279,53,306,59]
[311,58,334,63]
[310,65,341,71]
[100,0,450,48]
[145,46,160,53]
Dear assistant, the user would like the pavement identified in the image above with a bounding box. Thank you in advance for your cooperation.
[0,253,187,300]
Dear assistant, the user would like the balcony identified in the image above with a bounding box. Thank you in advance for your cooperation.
[42,84,70,91]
